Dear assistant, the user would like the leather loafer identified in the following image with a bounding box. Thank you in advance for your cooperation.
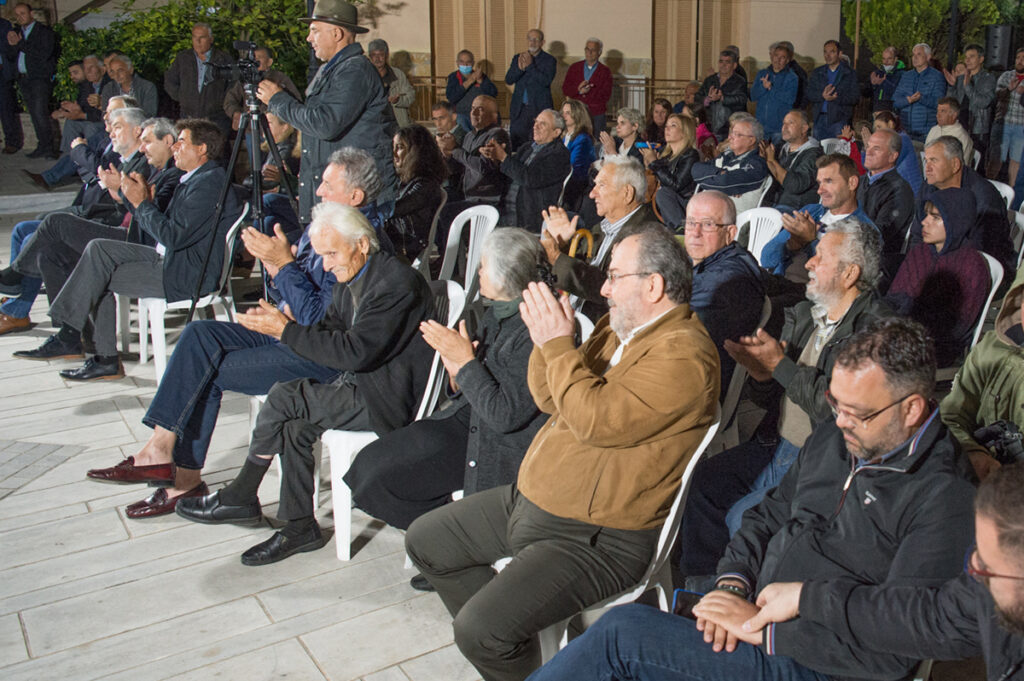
[60,358,124,381]
[13,334,84,361]
[410,573,435,592]
[22,169,52,191]
[176,490,262,526]
[87,455,174,484]
[0,314,31,336]
[241,524,326,566]
[125,482,209,519]
[2,145,20,154]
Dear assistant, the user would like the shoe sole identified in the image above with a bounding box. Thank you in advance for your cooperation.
[0,323,33,336]
[14,353,85,362]
[241,535,327,566]
[61,372,126,382]
[175,505,264,527]
[86,475,174,486]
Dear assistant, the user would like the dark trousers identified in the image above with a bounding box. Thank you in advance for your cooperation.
[654,186,687,230]
[0,77,22,149]
[48,239,165,356]
[19,76,54,152]
[261,191,304,243]
[143,320,340,470]
[677,438,776,576]
[250,377,370,521]
[13,211,126,304]
[510,104,541,149]
[345,403,470,530]
[405,484,658,681]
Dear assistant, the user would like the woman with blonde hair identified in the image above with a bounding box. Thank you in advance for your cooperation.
[639,113,699,228]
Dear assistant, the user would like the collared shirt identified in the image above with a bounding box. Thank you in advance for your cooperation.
[568,204,642,312]
[855,407,939,469]
[195,49,212,92]
[867,166,896,185]
[607,305,677,368]
[17,21,34,75]
[583,61,597,81]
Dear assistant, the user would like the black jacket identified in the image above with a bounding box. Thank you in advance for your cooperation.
[807,61,860,128]
[132,160,241,302]
[443,308,547,494]
[774,142,822,208]
[280,253,434,436]
[163,47,234,123]
[720,413,976,681]
[858,169,915,281]
[500,140,572,232]
[762,291,892,425]
[453,123,511,203]
[648,147,698,209]
[74,150,151,224]
[696,71,749,137]
[384,177,445,262]
[802,573,1024,681]
[125,162,184,247]
[2,20,57,81]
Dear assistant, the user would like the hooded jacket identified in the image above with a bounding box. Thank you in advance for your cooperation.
[887,187,991,367]
[870,59,905,112]
[941,262,1024,460]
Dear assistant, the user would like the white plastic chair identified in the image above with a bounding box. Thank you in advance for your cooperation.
[139,203,250,381]
[710,296,771,454]
[736,207,783,267]
[973,149,982,170]
[820,138,846,155]
[320,279,464,560]
[990,179,1014,210]
[556,170,574,207]
[935,253,1004,382]
[411,189,448,280]
[438,204,500,302]
[532,406,722,661]
[731,175,773,215]
[1014,211,1024,271]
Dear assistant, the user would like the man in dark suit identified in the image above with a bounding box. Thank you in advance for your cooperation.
[164,22,233,133]
[504,29,556,149]
[4,2,58,157]
[0,13,23,153]
[486,107,571,231]
[13,119,241,382]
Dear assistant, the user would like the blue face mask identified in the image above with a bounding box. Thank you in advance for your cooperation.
[458,65,473,76]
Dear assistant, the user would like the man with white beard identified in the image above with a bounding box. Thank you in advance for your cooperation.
[678,218,893,579]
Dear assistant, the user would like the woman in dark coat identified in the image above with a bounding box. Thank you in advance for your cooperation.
[345,228,549,540]
[641,113,699,229]
[383,124,447,262]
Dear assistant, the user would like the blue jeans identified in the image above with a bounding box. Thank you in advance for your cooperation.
[141,320,339,470]
[261,191,303,243]
[724,438,800,535]
[1,221,43,319]
[525,603,832,681]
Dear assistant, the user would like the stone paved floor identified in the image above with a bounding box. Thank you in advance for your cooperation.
[0,113,985,681]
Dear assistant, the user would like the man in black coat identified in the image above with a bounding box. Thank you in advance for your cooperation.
[858,128,915,283]
[176,202,435,566]
[696,50,749,138]
[504,29,556,149]
[163,22,233,133]
[486,108,571,232]
[0,14,22,153]
[806,40,860,141]
[13,119,240,382]
[4,2,58,157]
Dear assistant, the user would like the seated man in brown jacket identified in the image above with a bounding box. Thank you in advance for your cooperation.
[406,221,720,681]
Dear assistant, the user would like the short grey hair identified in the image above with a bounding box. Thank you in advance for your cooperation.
[874,127,902,155]
[481,228,547,299]
[107,95,136,109]
[692,189,737,226]
[913,42,933,57]
[308,202,380,253]
[83,54,100,64]
[616,107,644,128]
[110,107,147,128]
[586,37,603,52]
[598,154,647,204]
[825,217,882,291]
[367,38,389,53]
[732,113,763,142]
[193,22,213,39]
[142,117,178,141]
[926,135,964,163]
[327,147,384,202]
[111,54,133,70]
[542,108,566,132]
[613,221,693,304]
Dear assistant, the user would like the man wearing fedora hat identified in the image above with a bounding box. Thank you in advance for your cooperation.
[257,0,397,223]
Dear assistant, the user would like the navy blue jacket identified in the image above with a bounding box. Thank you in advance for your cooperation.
[893,66,946,136]
[505,50,556,118]
[806,61,860,128]
[446,70,498,118]
[690,241,765,392]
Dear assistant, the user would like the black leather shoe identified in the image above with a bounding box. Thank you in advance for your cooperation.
[60,358,124,381]
[241,524,326,566]
[22,170,51,191]
[13,334,84,361]
[176,490,262,526]
[410,573,435,592]
[25,147,47,158]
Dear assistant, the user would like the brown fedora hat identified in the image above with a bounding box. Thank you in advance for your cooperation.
[300,0,369,34]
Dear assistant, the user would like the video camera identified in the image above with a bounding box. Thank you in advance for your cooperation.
[205,40,265,87]
[974,420,1024,465]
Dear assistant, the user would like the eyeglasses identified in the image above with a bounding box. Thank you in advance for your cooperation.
[605,271,651,284]
[683,219,730,233]
[964,545,1024,583]
[825,389,913,429]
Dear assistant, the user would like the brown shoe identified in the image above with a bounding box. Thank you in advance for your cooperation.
[86,456,174,484]
[22,170,52,191]
[125,482,210,519]
[0,314,30,336]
